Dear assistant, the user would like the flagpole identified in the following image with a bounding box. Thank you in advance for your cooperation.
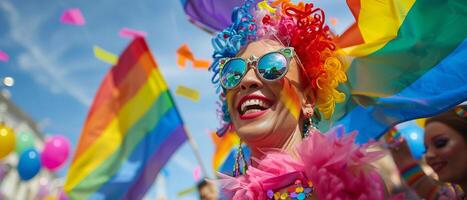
[166,90,210,179]
[184,127,210,178]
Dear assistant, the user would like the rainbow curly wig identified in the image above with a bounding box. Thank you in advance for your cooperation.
[210,0,347,136]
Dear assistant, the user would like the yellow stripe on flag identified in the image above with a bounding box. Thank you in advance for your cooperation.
[343,0,415,57]
[65,66,168,192]
[93,45,118,65]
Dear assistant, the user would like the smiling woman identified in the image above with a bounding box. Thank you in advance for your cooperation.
[208,0,398,199]
[391,105,467,200]
[425,107,467,185]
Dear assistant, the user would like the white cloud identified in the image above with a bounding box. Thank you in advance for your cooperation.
[0,1,93,106]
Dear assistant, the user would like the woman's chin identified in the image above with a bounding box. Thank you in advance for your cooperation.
[235,126,272,141]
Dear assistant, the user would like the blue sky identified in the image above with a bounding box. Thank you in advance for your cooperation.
[0,0,352,199]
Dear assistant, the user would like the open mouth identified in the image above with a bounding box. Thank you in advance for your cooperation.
[237,95,272,120]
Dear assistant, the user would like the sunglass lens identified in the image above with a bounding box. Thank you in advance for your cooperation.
[221,59,247,89]
[257,52,287,80]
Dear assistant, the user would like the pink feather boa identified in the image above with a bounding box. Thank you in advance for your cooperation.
[217,128,404,200]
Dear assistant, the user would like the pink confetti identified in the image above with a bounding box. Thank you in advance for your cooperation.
[0,50,9,62]
[60,8,85,26]
[192,165,201,181]
[119,28,147,39]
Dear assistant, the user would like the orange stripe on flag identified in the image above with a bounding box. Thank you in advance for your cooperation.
[72,52,155,162]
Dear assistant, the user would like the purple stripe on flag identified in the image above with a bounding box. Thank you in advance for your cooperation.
[122,125,187,199]
[183,0,261,32]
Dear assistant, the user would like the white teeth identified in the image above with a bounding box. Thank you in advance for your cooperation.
[244,109,261,114]
[240,99,270,114]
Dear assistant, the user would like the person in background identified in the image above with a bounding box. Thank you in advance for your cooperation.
[197,179,219,200]
[390,105,467,199]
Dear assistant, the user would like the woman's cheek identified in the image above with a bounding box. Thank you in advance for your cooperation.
[277,78,301,120]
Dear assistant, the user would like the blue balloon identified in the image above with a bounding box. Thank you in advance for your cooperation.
[398,122,426,159]
[17,148,41,181]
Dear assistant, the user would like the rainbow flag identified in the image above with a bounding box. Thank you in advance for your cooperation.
[210,130,239,172]
[330,0,467,143]
[64,38,187,199]
[210,130,251,175]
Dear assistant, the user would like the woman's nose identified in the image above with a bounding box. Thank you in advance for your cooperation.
[239,68,262,90]
[425,147,436,161]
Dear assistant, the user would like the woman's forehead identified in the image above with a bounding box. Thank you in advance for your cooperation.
[238,39,285,59]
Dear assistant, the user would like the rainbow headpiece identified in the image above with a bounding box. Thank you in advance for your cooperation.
[210,0,347,136]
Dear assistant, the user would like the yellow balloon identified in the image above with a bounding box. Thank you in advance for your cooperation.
[0,124,16,159]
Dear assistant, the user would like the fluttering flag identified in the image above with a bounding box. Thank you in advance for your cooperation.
[60,8,85,26]
[119,28,147,39]
[330,0,467,143]
[0,50,9,62]
[175,85,200,102]
[93,45,118,65]
[210,130,242,173]
[176,44,210,69]
[180,0,261,33]
[64,38,187,199]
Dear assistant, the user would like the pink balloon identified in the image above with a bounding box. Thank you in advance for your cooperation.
[40,135,70,170]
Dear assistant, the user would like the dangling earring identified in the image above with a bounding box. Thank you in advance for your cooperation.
[303,108,321,137]
[303,117,317,138]
[233,140,248,177]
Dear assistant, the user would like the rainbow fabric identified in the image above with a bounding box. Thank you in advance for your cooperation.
[64,38,187,199]
[211,130,239,171]
[210,130,252,174]
[332,0,467,143]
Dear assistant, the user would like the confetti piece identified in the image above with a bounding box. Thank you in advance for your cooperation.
[330,17,338,26]
[177,186,196,197]
[175,85,200,102]
[119,27,147,39]
[176,44,194,68]
[93,45,118,65]
[177,56,187,68]
[0,50,9,62]
[192,165,201,181]
[60,8,85,26]
[258,0,276,13]
[193,59,210,69]
[176,44,210,69]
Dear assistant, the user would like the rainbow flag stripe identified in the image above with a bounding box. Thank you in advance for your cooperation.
[64,38,187,199]
[333,0,467,143]
[279,78,301,120]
